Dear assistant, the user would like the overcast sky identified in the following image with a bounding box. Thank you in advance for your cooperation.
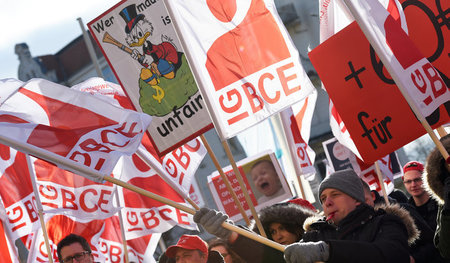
[0,0,115,80]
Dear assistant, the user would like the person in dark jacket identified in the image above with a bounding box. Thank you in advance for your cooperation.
[425,134,450,259]
[361,178,445,263]
[284,169,415,263]
[194,199,317,263]
[402,161,440,231]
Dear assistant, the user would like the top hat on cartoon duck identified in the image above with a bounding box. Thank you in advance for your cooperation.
[120,4,145,33]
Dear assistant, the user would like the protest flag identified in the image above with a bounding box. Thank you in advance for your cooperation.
[280,89,318,180]
[0,220,17,263]
[341,0,449,160]
[310,0,450,163]
[0,78,151,181]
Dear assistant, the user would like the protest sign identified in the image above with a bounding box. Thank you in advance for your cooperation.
[309,20,449,163]
[322,137,401,193]
[88,0,213,156]
[208,151,291,221]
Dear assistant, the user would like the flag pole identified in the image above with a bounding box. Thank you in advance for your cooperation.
[221,140,267,237]
[200,134,251,225]
[114,190,129,263]
[102,175,283,251]
[135,148,200,210]
[437,126,448,137]
[25,155,54,263]
[77,17,104,78]
[275,112,307,198]
[0,135,281,251]
[374,161,389,205]
[342,0,450,164]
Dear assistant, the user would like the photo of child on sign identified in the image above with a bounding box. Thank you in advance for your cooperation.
[249,158,285,204]
[208,151,292,221]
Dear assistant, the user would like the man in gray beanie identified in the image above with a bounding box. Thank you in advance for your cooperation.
[284,169,414,263]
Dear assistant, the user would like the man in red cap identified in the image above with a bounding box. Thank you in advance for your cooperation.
[403,161,440,231]
[165,234,217,263]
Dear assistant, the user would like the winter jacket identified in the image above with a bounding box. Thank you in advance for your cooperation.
[230,202,317,263]
[408,195,439,231]
[425,134,450,259]
[302,203,418,263]
[400,203,447,263]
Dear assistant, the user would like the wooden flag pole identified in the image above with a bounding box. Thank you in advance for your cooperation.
[221,140,267,238]
[273,113,307,198]
[0,132,281,250]
[200,134,251,225]
[136,149,200,210]
[437,126,448,137]
[114,190,129,263]
[25,155,54,263]
[374,161,389,205]
[103,175,283,251]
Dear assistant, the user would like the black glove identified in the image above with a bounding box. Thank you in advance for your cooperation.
[284,241,330,263]
[194,208,232,239]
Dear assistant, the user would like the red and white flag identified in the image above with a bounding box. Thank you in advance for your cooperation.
[280,89,318,179]
[165,0,315,139]
[74,78,207,200]
[27,214,106,262]
[0,146,38,240]
[98,216,160,263]
[342,0,448,117]
[0,220,19,263]
[114,146,197,239]
[0,78,151,181]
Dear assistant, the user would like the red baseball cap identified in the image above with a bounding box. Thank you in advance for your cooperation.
[165,235,208,258]
[402,161,424,176]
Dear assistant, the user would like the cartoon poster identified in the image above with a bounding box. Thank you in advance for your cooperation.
[164,0,315,139]
[207,151,292,221]
[88,0,213,156]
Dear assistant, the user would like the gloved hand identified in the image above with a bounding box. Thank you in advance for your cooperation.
[194,208,232,239]
[284,241,330,263]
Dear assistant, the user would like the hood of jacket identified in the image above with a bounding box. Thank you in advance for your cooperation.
[303,203,419,245]
[251,202,317,239]
[424,134,450,204]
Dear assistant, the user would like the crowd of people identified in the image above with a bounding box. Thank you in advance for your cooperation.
[57,136,450,263]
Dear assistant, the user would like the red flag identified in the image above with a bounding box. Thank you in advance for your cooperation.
[0,78,151,180]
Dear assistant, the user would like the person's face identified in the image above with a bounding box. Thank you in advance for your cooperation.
[403,170,425,198]
[269,222,298,245]
[320,188,361,225]
[174,248,207,263]
[250,161,281,196]
[363,189,375,207]
[210,245,233,263]
[60,242,94,263]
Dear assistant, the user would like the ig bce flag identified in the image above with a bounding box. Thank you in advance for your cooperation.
[0,78,151,181]
[165,0,315,138]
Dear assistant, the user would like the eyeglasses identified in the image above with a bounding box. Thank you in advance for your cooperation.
[403,177,422,185]
[61,251,90,263]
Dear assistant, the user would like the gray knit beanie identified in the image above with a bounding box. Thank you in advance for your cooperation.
[318,169,365,203]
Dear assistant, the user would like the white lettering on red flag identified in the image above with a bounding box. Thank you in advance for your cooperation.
[0,78,151,180]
